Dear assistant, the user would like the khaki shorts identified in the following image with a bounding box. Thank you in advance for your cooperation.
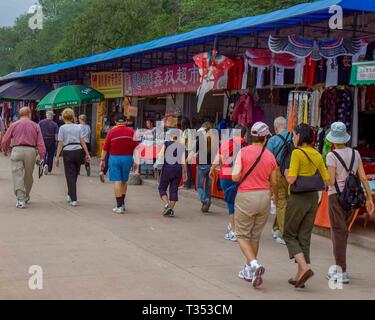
[235,190,271,241]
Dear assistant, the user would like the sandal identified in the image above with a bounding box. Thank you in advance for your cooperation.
[288,278,305,288]
[294,270,314,288]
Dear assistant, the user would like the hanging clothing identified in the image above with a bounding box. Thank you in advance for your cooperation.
[304,56,317,86]
[294,58,305,84]
[256,67,265,89]
[337,56,352,85]
[320,87,340,128]
[337,87,353,129]
[230,93,254,128]
[275,67,285,86]
[325,58,339,87]
[310,89,322,127]
[228,57,245,90]
[315,58,327,84]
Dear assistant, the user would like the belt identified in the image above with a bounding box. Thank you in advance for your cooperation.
[14,144,36,148]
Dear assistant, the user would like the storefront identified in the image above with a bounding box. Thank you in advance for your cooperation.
[91,72,124,156]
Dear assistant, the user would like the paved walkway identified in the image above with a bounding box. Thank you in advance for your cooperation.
[0,155,374,299]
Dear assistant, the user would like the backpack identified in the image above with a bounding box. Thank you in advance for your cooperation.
[332,149,366,212]
[276,133,294,175]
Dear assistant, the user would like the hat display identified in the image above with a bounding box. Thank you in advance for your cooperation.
[251,122,271,137]
[326,122,351,144]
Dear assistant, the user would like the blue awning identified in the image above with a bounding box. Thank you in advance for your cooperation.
[1,0,374,81]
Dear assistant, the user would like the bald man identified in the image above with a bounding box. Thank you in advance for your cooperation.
[2,107,46,209]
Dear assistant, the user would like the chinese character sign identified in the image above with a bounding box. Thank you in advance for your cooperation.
[124,63,226,97]
[91,72,124,99]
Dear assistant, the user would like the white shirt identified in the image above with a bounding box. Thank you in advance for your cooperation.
[79,124,91,144]
[325,58,338,87]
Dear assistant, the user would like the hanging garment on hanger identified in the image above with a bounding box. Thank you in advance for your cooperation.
[353,39,369,62]
[242,57,249,89]
[294,58,305,84]
[256,67,265,89]
[287,92,296,132]
[230,92,254,128]
[304,56,317,86]
[303,93,309,124]
[337,87,353,130]
[320,87,340,128]
[325,57,339,87]
[297,93,305,125]
[315,58,327,84]
[337,56,352,85]
[274,67,285,86]
[228,56,245,90]
[310,88,323,127]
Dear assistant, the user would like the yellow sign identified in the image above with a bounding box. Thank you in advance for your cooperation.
[91,72,124,99]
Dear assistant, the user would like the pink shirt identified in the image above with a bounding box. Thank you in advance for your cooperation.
[326,148,361,196]
[2,119,46,159]
[235,144,277,192]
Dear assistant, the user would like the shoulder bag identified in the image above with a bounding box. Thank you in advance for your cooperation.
[290,148,325,193]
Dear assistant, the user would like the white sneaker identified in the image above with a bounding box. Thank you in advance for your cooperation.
[16,200,27,209]
[238,265,253,282]
[70,201,78,207]
[272,229,280,239]
[43,164,49,176]
[224,231,237,242]
[112,207,125,214]
[66,195,72,203]
[251,262,265,288]
[326,271,350,284]
[275,237,286,245]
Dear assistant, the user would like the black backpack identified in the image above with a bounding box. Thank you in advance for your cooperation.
[275,133,294,175]
[332,149,366,212]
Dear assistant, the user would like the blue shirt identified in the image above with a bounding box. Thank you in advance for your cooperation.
[267,129,292,164]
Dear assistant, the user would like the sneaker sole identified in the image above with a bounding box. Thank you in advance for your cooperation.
[252,266,265,288]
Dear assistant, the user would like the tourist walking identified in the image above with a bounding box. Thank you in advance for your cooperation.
[232,122,278,288]
[189,122,217,213]
[55,108,91,207]
[157,129,187,217]
[39,110,59,175]
[267,116,292,245]
[78,114,92,176]
[326,122,374,284]
[1,107,46,209]
[100,114,139,214]
[210,124,247,242]
[284,124,330,289]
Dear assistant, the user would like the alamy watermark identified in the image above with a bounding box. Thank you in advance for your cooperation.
[28,5,43,30]
[28,265,43,290]
[329,5,343,30]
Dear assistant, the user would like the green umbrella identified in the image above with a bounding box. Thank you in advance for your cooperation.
[37,85,104,110]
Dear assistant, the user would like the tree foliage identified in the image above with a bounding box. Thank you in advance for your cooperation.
[0,0,308,76]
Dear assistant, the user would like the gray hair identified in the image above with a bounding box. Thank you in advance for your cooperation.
[274,117,287,130]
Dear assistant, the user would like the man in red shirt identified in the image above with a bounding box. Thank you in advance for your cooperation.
[100,114,139,214]
[2,107,46,209]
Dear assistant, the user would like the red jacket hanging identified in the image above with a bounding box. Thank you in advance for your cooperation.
[231,93,254,127]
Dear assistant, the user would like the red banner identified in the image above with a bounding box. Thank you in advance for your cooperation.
[124,63,227,97]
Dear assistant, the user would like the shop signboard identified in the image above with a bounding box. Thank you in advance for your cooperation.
[91,72,124,99]
[357,66,375,81]
[124,63,227,97]
[351,62,375,85]
[127,105,138,117]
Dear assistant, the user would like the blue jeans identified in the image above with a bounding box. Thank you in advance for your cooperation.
[197,164,212,204]
[220,178,237,215]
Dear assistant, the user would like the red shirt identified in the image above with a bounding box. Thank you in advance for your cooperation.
[218,137,244,180]
[1,118,46,159]
[103,125,138,156]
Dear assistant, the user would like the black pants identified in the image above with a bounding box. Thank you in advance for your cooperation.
[63,149,84,202]
[44,138,56,173]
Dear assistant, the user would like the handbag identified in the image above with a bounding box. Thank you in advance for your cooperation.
[224,144,267,203]
[290,148,325,193]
